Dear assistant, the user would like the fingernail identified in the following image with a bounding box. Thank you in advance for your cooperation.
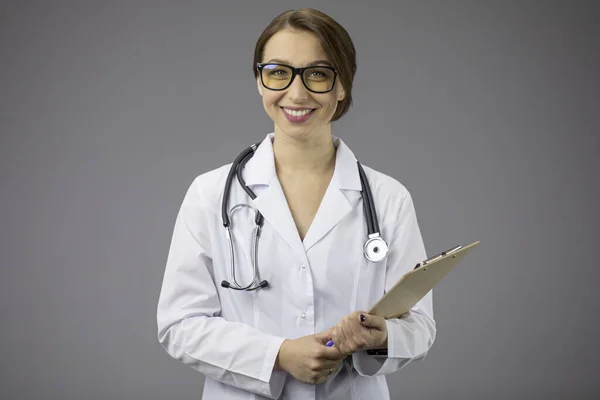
[360,314,366,322]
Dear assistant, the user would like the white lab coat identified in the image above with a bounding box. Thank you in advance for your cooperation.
[156,133,436,400]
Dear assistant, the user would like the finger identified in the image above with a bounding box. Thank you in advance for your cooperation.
[347,313,367,337]
[337,321,352,355]
[350,324,368,353]
[312,365,334,385]
[317,370,331,385]
[333,358,344,372]
[317,359,344,384]
[343,316,367,351]
[321,357,345,371]
[340,319,360,354]
[342,318,356,355]
[357,313,389,348]
[323,348,345,360]
[318,329,345,360]
[359,313,386,331]
[321,341,346,360]
[315,365,341,384]
[331,323,343,351]
[314,328,335,344]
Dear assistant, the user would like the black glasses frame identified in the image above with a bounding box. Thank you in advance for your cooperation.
[256,62,338,94]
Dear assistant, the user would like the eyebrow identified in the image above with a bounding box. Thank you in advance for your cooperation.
[265,58,333,67]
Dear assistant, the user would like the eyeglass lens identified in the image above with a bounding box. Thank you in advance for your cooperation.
[261,64,335,93]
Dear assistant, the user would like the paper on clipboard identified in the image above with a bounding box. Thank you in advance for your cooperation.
[368,241,480,319]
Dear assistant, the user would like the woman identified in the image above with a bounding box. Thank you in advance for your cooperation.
[157,8,436,400]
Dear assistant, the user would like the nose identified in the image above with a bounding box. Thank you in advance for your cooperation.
[286,74,309,101]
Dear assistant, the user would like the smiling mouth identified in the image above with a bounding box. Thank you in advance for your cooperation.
[280,107,316,117]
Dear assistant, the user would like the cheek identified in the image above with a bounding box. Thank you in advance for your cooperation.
[321,93,340,108]
[318,96,340,113]
[262,91,283,107]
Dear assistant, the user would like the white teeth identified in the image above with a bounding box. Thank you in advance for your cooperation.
[283,108,313,117]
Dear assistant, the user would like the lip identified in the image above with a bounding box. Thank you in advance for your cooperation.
[280,106,316,111]
[280,106,316,124]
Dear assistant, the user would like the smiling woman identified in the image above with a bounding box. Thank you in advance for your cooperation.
[157,8,435,400]
[253,9,356,124]
[255,27,348,142]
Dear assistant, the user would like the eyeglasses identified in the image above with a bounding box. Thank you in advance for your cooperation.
[256,63,338,94]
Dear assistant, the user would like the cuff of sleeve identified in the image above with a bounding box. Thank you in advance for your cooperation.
[352,319,413,376]
[386,315,435,359]
[385,319,397,356]
[257,336,287,398]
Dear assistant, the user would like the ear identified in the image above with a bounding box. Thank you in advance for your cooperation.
[257,77,263,96]
[337,85,346,102]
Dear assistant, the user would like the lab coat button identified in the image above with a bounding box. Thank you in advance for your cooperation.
[300,312,306,319]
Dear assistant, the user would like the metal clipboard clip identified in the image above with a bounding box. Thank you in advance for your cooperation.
[414,245,463,270]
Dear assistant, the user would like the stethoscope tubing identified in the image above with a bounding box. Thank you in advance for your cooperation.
[221,141,387,290]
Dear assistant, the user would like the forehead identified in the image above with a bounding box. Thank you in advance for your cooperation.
[262,29,330,66]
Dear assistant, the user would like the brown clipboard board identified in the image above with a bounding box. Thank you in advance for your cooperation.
[368,241,480,319]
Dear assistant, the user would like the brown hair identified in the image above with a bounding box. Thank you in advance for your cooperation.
[253,8,357,122]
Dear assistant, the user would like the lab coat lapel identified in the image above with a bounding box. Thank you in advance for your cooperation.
[301,184,359,252]
[244,134,363,257]
[253,179,307,259]
[302,137,362,252]
[244,134,306,259]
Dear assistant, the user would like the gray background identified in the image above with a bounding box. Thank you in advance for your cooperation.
[1,0,598,399]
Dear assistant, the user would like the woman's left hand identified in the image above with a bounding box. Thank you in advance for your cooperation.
[330,311,388,356]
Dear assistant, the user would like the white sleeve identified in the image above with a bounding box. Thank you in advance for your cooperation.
[156,177,287,398]
[353,191,437,376]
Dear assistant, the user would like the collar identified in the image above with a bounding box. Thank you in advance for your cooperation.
[243,132,362,191]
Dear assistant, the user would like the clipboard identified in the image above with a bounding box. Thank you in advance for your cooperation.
[368,241,480,319]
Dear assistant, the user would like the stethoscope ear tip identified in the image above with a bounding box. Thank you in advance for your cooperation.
[221,280,230,288]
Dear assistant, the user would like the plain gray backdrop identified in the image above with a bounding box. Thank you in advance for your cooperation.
[1,1,599,399]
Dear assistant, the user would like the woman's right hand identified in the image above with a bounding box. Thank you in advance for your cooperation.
[275,330,346,385]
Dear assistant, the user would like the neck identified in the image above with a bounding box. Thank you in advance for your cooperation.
[272,131,336,176]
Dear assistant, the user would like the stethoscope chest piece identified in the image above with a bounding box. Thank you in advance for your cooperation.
[364,234,389,262]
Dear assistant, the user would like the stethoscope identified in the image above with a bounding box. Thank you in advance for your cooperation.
[220,142,389,291]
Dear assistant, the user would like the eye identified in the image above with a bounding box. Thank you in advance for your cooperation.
[305,67,333,81]
[268,68,289,77]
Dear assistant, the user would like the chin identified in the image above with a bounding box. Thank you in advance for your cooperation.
[276,126,312,141]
